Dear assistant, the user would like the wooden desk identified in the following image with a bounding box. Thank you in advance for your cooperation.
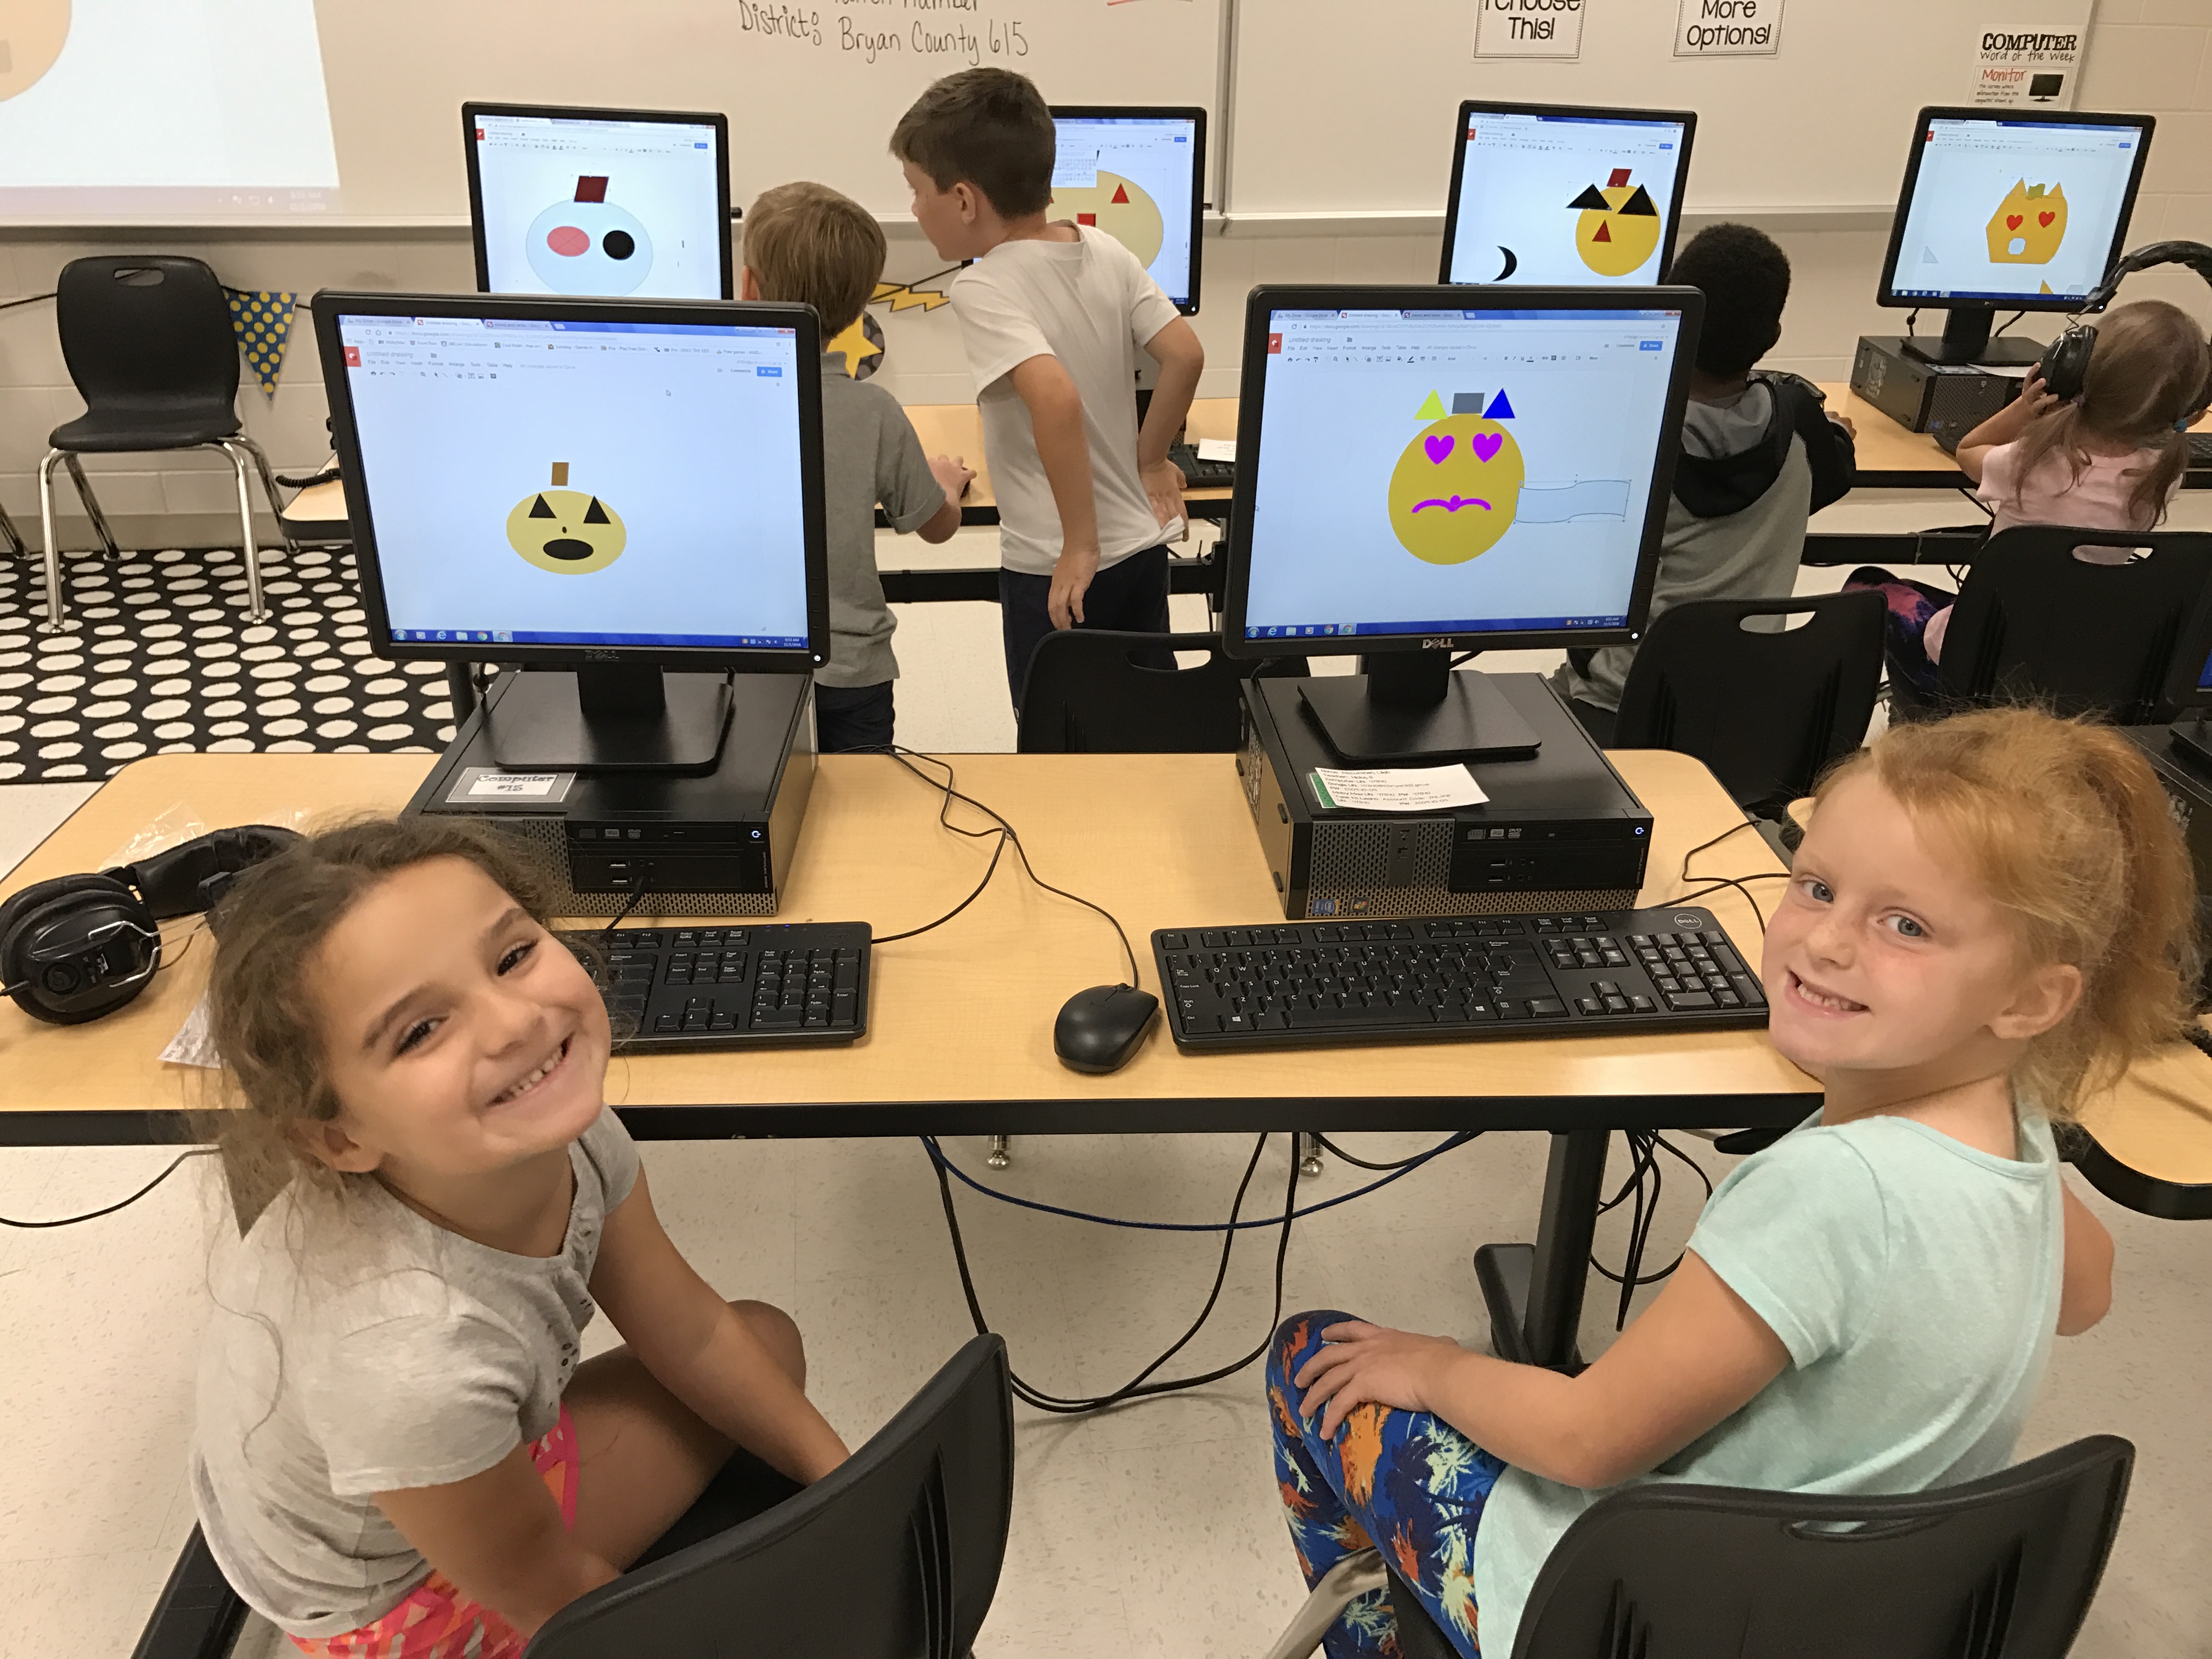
[903,397,1238,527]
[0,748,1810,1147]
[2072,1027,2212,1221]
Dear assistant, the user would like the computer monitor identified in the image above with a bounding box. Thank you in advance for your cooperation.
[1223,285,1700,764]
[1440,101,1696,288]
[313,290,827,773]
[464,103,734,301]
[1049,106,1206,313]
[1877,107,2154,366]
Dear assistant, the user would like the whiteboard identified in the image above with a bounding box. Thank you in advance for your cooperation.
[308,0,1223,223]
[1226,0,2098,218]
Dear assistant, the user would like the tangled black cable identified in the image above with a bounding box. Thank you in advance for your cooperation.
[0,1148,217,1229]
[1588,1131,1714,1329]
[1673,816,1790,930]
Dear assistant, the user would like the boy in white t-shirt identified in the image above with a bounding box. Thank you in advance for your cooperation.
[891,68,1206,708]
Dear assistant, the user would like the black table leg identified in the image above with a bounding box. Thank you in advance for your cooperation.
[129,1525,247,1659]
[1474,1128,1610,1372]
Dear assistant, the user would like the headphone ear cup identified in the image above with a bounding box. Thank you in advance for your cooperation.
[0,874,149,1025]
[2039,324,2096,403]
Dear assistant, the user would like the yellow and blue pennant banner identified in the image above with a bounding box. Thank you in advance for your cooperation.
[225,289,300,398]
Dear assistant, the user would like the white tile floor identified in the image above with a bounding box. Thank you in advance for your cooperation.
[3,529,2208,1658]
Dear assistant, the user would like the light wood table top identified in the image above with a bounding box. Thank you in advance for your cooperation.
[1,748,1813,1142]
[905,397,1238,520]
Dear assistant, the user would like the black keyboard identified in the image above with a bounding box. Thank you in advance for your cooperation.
[1156,906,1767,1051]
[1170,442,1235,489]
[559,923,871,1052]
[2188,432,2212,469]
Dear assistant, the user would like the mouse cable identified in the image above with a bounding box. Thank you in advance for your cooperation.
[921,1127,1479,1231]
[929,1130,1299,1414]
[1587,1130,1713,1330]
[866,747,1141,986]
[0,1147,218,1229]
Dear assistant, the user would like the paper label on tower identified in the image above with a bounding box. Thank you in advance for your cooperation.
[1474,0,1585,60]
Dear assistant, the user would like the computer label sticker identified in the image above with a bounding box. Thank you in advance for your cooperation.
[1985,179,2066,263]
[1387,390,1523,565]
[506,460,628,575]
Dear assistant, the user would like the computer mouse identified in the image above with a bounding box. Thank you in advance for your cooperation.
[1053,983,1160,1074]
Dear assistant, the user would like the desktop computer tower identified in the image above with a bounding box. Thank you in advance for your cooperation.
[1238,672,1652,921]
[405,672,816,917]
[1850,336,2022,447]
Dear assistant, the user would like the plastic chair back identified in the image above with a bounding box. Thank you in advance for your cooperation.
[1017,629,1305,753]
[52,255,241,448]
[1495,1436,2132,1659]
[1611,590,1883,813]
[1938,526,2212,726]
[524,1335,1014,1659]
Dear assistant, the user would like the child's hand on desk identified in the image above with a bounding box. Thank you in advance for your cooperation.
[1049,544,1099,629]
[1292,1319,1463,1440]
[929,453,975,501]
[1142,457,1188,543]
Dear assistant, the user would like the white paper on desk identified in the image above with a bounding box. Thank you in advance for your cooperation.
[1195,438,1236,464]
[1309,766,1489,812]
[161,991,223,1070]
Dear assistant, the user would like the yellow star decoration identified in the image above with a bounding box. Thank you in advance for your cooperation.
[826,313,883,376]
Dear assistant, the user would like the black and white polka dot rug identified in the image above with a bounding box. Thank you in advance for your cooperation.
[0,547,458,783]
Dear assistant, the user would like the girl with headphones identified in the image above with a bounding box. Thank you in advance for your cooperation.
[1848,297,2212,704]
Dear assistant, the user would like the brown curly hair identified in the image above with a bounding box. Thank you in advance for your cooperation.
[195,816,552,1224]
[1815,707,2199,1118]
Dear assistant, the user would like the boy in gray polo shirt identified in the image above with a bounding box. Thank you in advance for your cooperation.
[743,182,971,752]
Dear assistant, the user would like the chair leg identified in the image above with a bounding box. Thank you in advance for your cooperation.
[1298,1133,1325,1178]
[60,454,120,560]
[1257,1547,1387,1659]
[35,449,75,634]
[986,1136,1011,1170]
[218,442,269,622]
[0,499,26,561]
[232,435,298,561]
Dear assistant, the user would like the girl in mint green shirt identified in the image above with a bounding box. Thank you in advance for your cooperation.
[1268,708,2198,1658]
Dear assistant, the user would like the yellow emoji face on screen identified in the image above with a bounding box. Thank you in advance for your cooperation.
[1387,412,1524,565]
[505,463,626,575]
[1986,180,2067,264]
[1570,171,1662,278]
[1047,171,1167,269]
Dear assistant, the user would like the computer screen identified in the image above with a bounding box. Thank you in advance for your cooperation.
[1227,290,1696,654]
[1441,103,1695,288]
[1880,109,2153,310]
[465,104,733,300]
[319,298,823,666]
[1049,108,1206,313]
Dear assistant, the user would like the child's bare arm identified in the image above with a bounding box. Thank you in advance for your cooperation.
[918,454,972,544]
[1136,318,1204,538]
[589,1171,849,1483]
[2056,1180,2113,1335]
[1008,353,1101,627]
[1293,1251,1788,1489]
[375,1454,617,1638]
[1956,371,2057,483]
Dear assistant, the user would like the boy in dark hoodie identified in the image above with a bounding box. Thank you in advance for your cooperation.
[1556,223,1855,743]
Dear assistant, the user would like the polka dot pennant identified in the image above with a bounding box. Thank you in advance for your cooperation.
[225,290,300,399]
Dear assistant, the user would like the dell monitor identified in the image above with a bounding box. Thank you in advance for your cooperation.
[1441,101,1696,288]
[1049,106,1206,313]
[1224,286,1700,764]
[1878,107,2154,365]
[464,103,735,301]
[313,290,827,773]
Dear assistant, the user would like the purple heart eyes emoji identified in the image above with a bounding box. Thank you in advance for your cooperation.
[1470,433,1504,462]
[1424,435,1454,464]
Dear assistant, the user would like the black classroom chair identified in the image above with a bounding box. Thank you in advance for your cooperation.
[1908,526,2212,727]
[1609,590,1884,817]
[33,255,289,632]
[523,1334,1014,1658]
[1015,628,1307,753]
[1370,1435,2132,1659]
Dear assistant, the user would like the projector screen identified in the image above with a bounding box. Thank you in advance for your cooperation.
[0,0,340,221]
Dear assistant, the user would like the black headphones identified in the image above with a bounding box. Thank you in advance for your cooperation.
[0,825,301,1025]
[2038,240,2212,404]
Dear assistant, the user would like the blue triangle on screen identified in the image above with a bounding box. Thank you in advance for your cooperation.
[1485,389,1515,419]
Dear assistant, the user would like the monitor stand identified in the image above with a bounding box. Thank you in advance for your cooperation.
[484,667,735,775]
[2171,710,2212,772]
[1900,303,2045,368]
[1295,653,1541,765]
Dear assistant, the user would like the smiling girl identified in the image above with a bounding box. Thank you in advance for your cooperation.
[189,820,847,1657]
[1265,708,2196,1658]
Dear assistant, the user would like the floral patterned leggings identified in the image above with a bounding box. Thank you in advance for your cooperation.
[1267,1313,1506,1658]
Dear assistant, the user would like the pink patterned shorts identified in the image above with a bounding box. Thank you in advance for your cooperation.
[289,1406,580,1659]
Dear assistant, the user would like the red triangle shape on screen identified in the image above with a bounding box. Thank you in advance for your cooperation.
[1111,183,1130,204]
[1593,221,1611,242]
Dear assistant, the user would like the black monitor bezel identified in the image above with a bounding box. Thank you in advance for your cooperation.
[2164,584,2212,711]
[1049,104,1207,314]
[1875,105,2155,314]
[462,100,735,301]
[311,289,830,674]
[1221,283,1703,664]
[1439,99,1699,287]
